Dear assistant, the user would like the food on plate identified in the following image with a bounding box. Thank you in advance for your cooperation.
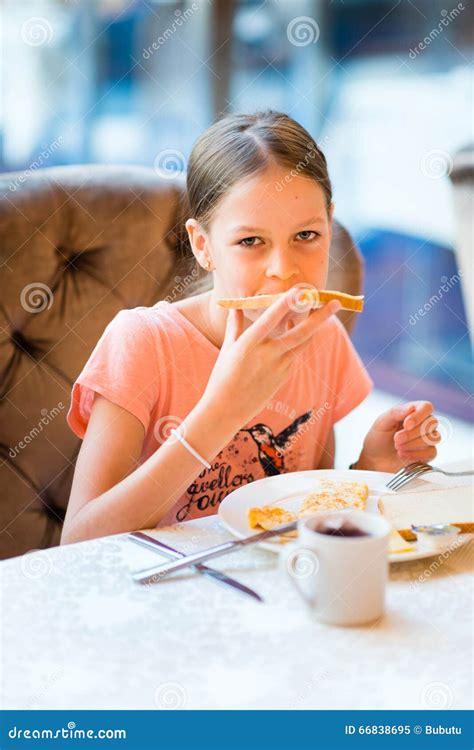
[300,480,369,514]
[387,528,416,555]
[216,289,364,313]
[245,476,473,557]
[378,485,474,541]
[247,506,297,531]
[247,479,369,534]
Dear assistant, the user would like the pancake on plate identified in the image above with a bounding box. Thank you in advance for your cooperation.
[248,479,369,539]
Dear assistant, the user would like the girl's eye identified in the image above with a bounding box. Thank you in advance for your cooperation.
[237,232,320,247]
[296,230,320,241]
[238,236,262,247]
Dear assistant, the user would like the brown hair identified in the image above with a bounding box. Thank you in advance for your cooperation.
[171,110,332,298]
[188,109,332,230]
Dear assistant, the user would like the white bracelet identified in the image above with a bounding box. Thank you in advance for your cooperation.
[170,428,211,469]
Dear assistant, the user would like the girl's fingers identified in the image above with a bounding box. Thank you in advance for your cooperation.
[278,300,342,352]
[396,433,441,452]
[222,308,244,348]
[233,308,245,341]
[397,445,438,461]
[244,287,309,343]
[394,414,439,446]
[402,401,434,430]
[245,287,341,348]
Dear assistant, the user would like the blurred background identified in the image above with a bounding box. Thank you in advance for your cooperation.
[2,0,473,459]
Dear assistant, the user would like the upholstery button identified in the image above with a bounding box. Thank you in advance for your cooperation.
[66,253,82,269]
[40,497,65,524]
[56,246,83,270]
[11,329,27,348]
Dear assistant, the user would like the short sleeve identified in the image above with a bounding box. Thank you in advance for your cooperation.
[331,318,374,424]
[67,309,160,439]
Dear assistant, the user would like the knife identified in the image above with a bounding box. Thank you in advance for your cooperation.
[128,530,263,602]
[131,521,298,585]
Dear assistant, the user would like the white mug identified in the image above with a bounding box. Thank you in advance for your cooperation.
[282,509,391,626]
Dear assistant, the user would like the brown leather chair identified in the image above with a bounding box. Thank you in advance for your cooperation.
[0,165,364,559]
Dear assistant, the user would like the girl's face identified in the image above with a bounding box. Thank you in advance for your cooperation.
[186,161,333,324]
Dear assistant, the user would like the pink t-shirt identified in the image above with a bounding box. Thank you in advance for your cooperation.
[67,300,373,525]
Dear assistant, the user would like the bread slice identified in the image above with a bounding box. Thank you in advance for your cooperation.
[216,289,364,313]
[378,485,474,541]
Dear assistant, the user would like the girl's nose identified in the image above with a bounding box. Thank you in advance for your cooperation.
[266,250,298,280]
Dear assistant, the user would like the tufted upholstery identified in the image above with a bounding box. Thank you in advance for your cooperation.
[0,165,364,559]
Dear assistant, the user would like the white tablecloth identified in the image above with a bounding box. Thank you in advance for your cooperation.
[1,499,472,710]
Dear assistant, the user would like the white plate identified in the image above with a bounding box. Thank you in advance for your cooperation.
[218,469,472,564]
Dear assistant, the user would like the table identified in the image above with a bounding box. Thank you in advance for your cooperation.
[1,483,472,710]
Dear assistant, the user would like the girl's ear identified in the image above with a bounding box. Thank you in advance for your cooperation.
[185,218,209,261]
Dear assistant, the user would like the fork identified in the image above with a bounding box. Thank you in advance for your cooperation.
[385,461,474,492]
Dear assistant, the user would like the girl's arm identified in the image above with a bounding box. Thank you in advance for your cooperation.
[60,394,242,544]
[62,291,343,544]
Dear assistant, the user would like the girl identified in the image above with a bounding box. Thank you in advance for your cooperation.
[61,111,440,544]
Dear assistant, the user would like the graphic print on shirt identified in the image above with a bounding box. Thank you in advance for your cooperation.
[241,410,312,476]
[175,410,313,521]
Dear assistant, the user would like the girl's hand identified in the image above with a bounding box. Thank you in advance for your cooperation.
[201,287,342,426]
[355,401,441,473]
